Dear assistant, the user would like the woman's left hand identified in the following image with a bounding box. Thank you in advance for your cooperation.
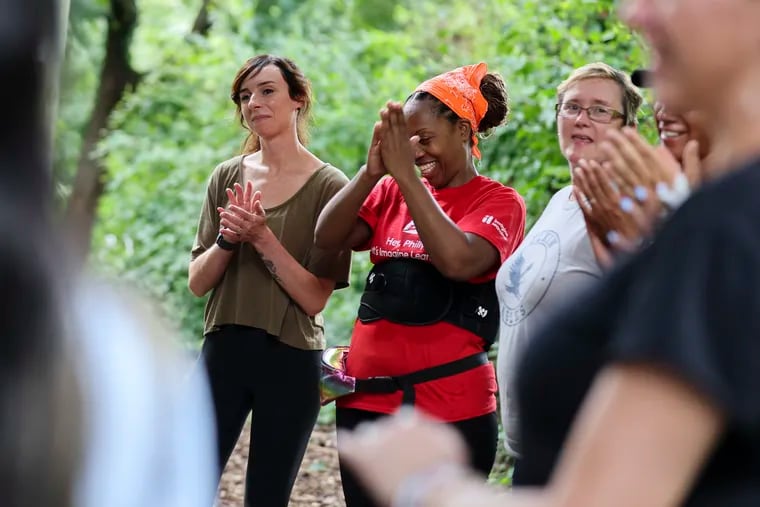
[378,101,418,183]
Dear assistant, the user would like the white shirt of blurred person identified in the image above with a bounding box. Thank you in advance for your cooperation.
[71,281,216,507]
[496,62,643,463]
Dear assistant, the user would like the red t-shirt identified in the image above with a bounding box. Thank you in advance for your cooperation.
[337,175,526,421]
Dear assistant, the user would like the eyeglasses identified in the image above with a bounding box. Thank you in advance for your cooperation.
[555,102,625,124]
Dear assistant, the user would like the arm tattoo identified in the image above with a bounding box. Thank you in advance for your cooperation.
[261,256,283,284]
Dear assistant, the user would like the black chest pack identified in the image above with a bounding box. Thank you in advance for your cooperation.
[358,258,500,346]
[321,258,500,406]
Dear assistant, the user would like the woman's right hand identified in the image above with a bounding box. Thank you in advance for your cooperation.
[601,128,683,203]
[364,120,387,179]
[339,410,470,507]
[573,158,647,241]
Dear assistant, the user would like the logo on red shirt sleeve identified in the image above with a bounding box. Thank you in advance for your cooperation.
[482,215,509,241]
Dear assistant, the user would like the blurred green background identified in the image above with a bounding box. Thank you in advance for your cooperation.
[57,0,652,349]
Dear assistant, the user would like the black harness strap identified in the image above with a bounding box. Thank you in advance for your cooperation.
[354,352,489,405]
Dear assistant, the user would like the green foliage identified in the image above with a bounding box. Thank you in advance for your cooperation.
[480,0,654,224]
[58,0,651,350]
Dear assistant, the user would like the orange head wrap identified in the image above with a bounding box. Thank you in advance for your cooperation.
[414,62,489,159]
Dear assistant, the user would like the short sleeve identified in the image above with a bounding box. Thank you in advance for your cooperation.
[190,170,223,261]
[608,218,760,427]
[357,176,390,233]
[457,187,526,263]
[307,165,352,289]
[306,246,352,289]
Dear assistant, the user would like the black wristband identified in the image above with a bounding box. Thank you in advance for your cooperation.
[216,233,238,251]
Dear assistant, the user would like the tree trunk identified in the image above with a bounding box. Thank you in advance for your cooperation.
[64,0,139,261]
[191,0,213,35]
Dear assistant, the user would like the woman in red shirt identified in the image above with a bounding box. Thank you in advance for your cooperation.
[316,63,526,507]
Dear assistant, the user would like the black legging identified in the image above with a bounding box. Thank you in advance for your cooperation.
[200,325,321,507]
[336,407,498,507]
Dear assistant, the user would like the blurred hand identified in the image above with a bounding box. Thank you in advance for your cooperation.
[339,409,469,506]
[600,128,681,200]
[572,158,657,268]
[573,158,641,240]
[594,128,690,239]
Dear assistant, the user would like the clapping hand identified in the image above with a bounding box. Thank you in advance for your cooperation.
[601,127,701,213]
[377,102,418,183]
[217,181,267,245]
[363,120,388,179]
[572,160,649,268]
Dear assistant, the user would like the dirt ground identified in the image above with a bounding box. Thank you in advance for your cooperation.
[215,420,346,507]
[215,418,511,507]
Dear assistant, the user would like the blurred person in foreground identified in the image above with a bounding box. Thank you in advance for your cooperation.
[1,0,78,500]
[0,216,81,507]
[1,1,217,505]
[339,1,760,506]
[70,282,218,507]
[188,54,351,506]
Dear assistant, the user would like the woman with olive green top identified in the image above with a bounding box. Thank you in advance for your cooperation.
[188,54,351,507]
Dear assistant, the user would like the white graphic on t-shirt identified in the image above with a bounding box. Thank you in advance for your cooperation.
[402,220,418,235]
[482,214,509,241]
[370,235,430,261]
[499,230,560,326]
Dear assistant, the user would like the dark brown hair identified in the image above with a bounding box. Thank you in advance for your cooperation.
[230,54,312,153]
[405,72,510,144]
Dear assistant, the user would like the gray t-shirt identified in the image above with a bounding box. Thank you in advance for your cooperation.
[496,185,602,457]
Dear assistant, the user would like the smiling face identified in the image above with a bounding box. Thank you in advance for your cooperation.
[403,98,472,189]
[557,78,626,167]
[655,103,710,162]
[235,64,303,141]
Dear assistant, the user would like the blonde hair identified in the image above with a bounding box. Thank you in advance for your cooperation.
[557,62,643,126]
